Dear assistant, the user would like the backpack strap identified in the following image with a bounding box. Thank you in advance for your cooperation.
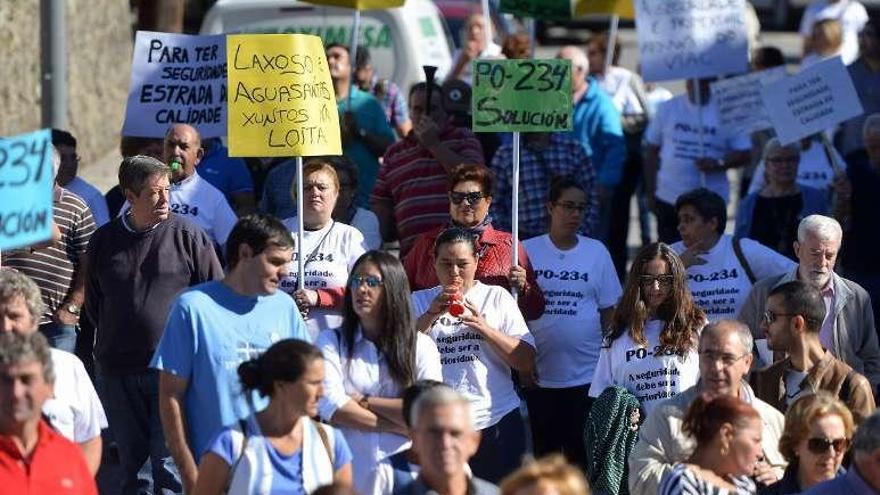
[839,369,855,405]
[733,237,756,284]
[312,419,334,465]
[224,419,250,494]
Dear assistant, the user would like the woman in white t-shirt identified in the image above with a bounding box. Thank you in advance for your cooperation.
[671,188,795,321]
[521,177,622,466]
[412,227,536,483]
[590,243,704,416]
[318,251,442,493]
[281,159,368,340]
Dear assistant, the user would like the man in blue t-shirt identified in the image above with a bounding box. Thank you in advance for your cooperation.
[152,214,310,494]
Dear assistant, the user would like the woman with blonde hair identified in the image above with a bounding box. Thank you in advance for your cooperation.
[500,454,591,495]
[590,242,704,415]
[759,392,854,494]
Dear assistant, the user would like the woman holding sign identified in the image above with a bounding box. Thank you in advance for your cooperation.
[590,243,705,416]
[412,227,536,483]
[521,177,622,465]
[281,159,368,340]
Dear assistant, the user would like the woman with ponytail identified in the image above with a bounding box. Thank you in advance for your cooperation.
[316,251,443,493]
[193,339,352,495]
[589,242,705,415]
[660,394,764,494]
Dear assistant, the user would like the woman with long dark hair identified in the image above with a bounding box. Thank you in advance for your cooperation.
[194,339,353,494]
[590,242,705,415]
[317,251,442,493]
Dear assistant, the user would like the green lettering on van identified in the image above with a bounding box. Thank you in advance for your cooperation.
[419,17,437,38]
[241,25,392,49]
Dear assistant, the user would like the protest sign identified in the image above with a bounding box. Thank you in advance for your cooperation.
[226,34,342,157]
[472,59,572,132]
[710,66,787,135]
[500,0,634,20]
[122,31,227,138]
[0,130,53,250]
[635,0,749,82]
[761,57,863,145]
[302,0,404,8]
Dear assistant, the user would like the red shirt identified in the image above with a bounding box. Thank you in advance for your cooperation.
[0,420,97,495]
[371,125,484,256]
[402,224,545,321]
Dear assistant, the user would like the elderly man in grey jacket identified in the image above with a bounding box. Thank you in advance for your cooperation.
[628,320,786,495]
[739,215,880,388]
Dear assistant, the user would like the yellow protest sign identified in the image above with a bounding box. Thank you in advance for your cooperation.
[302,0,405,9]
[227,34,342,157]
[575,0,634,19]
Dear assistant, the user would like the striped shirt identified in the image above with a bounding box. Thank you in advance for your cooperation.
[2,187,96,324]
[371,125,484,255]
[660,463,756,495]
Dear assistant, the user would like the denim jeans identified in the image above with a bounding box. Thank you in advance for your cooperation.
[469,408,528,483]
[98,369,182,495]
[39,320,77,354]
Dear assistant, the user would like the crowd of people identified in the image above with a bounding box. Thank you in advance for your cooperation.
[3,5,880,495]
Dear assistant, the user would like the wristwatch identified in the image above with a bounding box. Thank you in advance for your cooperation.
[65,303,80,316]
[358,394,371,411]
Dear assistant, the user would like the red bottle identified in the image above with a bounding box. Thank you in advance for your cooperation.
[448,293,465,317]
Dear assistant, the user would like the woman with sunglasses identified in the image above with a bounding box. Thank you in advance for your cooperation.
[520,177,622,465]
[759,392,853,495]
[317,251,442,493]
[194,339,353,495]
[590,242,705,415]
[402,163,545,321]
[412,227,536,483]
[660,394,764,495]
[281,159,368,340]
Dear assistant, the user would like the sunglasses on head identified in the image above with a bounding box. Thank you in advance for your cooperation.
[450,191,485,205]
[349,275,383,288]
[806,437,849,455]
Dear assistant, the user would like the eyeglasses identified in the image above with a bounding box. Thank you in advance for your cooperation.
[762,309,797,325]
[349,275,383,288]
[806,437,849,455]
[699,350,750,367]
[450,191,486,205]
[555,201,588,213]
[639,274,674,288]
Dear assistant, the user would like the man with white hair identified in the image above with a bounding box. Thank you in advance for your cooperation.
[838,113,880,328]
[802,409,880,494]
[396,386,498,495]
[739,214,880,388]
[557,45,626,242]
[0,270,107,475]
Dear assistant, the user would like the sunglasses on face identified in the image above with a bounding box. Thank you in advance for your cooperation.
[806,437,849,455]
[450,191,486,205]
[349,275,383,288]
[762,309,796,325]
[639,274,674,288]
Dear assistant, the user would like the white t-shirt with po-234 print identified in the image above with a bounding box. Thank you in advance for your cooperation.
[411,281,535,430]
[589,320,700,416]
[523,235,622,388]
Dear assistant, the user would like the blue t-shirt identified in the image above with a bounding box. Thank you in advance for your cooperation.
[198,140,254,198]
[150,281,310,457]
[338,87,396,208]
[209,424,352,494]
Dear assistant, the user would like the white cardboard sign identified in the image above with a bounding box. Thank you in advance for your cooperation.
[635,0,749,82]
[761,57,863,145]
[711,66,788,135]
[122,31,227,138]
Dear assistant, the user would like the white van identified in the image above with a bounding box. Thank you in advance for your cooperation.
[201,0,454,93]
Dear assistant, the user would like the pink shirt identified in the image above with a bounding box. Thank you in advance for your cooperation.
[819,282,836,349]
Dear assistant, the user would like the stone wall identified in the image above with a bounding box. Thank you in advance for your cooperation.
[0,0,133,167]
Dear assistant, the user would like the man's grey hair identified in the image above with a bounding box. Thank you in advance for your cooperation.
[862,113,880,139]
[0,331,55,385]
[761,137,801,163]
[557,45,589,73]
[699,319,754,354]
[118,155,170,195]
[853,410,880,455]
[0,270,45,324]
[409,386,472,429]
[797,215,842,244]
